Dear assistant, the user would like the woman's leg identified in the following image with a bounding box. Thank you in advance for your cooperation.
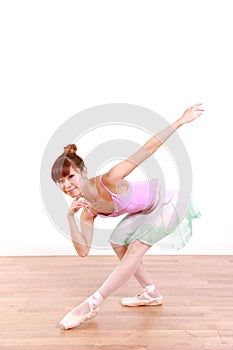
[112,244,161,298]
[59,240,151,329]
[97,240,151,298]
[112,244,153,288]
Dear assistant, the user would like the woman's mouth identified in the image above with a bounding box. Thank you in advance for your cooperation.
[66,188,76,194]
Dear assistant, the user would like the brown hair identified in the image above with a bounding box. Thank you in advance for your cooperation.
[51,144,85,182]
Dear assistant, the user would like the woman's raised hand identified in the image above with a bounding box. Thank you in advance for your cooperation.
[180,103,204,124]
[68,198,87,216]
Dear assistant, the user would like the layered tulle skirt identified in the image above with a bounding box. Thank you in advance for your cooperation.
[109,188,201,251]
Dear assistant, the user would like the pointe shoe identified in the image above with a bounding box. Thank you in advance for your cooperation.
[121,292,163,307]
[59,298,99,330]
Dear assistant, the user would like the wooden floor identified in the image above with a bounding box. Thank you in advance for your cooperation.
[0,255,233,350]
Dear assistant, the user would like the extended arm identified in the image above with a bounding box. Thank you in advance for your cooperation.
[106,103,204,180]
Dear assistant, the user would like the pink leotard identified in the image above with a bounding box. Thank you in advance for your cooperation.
[86,175,158,218]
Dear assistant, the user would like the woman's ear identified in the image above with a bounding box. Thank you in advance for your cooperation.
[82,166,88,178]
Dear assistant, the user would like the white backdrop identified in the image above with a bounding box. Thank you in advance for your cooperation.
[0,0,232,255]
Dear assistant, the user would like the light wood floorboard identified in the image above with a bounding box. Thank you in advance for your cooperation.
[0,255,233,349]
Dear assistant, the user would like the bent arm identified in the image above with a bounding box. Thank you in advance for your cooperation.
[67,209,95,257]
[106,104,203,180]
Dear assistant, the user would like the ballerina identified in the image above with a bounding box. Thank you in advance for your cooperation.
[51,103,204,329]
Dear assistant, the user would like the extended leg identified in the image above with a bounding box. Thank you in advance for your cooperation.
[59,240,150,329]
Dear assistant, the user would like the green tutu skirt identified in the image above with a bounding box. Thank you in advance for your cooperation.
[109,189,201,251]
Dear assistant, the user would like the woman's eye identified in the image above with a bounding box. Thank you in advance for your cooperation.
[57,179,64,185]
[69,175,74,179]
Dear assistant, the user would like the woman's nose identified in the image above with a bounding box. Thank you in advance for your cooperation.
[64,178,72,188]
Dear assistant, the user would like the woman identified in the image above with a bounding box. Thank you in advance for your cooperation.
[51,103,203,329]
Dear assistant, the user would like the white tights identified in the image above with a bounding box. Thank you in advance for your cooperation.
[97,240,151,298]
[111,244,155,288]
[69,240,160,317]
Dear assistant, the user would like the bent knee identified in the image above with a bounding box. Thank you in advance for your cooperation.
[126,239,150,257]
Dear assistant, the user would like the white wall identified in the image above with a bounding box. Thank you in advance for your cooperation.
[0,0,232,255]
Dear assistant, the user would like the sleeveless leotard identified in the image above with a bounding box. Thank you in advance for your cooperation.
[86,175,158,218]
[83,176,201,251]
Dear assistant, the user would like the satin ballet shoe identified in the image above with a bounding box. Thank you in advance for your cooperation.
[59,309,98,330]
[121,293,163,307]
[59,298,99,330]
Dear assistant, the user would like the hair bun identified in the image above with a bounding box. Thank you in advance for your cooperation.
[63,144,77,154]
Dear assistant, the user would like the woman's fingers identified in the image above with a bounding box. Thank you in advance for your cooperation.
[195,111,203,118]
[70,199,88,213]
[189,103,205,116]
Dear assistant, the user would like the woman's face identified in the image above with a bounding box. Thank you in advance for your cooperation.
[56,167,83,198]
